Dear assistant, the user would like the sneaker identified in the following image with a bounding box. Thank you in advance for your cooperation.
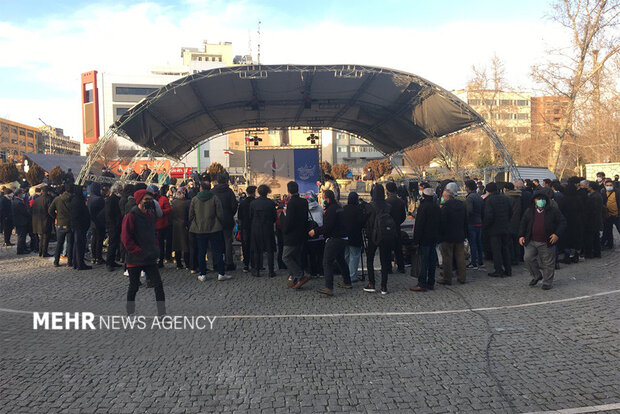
[363,284,376,293]
[197,275,206,282]
[293,277,309,289]
[123,269,129,277]
[381,289,388,295]
[466,263,478,270]
[218,274,232,281]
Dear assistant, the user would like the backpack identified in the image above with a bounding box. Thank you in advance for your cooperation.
[371,202,397,245]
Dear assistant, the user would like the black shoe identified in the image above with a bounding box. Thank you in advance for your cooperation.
[42,253,52,258]
[269,272,277,278]
[488,272,503,277]
[504,271,512,277]
[78,265,93,270]
[53,261,60,267]
[529,276,542,286]
[541,284,552,290]
[243,266,249,273]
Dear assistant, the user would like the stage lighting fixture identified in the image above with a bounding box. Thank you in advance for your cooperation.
[306,133,317,145]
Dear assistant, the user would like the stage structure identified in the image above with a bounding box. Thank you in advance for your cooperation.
[77,64,522,185]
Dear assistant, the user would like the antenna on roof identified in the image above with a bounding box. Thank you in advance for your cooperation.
[257,20,261,65]
[248,29,252,61]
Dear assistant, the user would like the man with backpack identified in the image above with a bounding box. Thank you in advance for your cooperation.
[363,184,397,294]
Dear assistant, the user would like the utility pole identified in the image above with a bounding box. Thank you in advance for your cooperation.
[38,117,52,154]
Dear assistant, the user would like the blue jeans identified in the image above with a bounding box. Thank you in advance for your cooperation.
[417,244,437,288]
[344,245,362,282]
[196,231,225,276]
[467,225,483,266]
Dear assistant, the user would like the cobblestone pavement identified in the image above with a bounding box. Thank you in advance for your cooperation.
[0,237,619,413]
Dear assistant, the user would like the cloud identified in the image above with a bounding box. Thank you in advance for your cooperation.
[0,1,569,139]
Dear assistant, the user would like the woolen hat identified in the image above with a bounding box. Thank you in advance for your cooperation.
[134,189,153,205]
[422,188,434,196]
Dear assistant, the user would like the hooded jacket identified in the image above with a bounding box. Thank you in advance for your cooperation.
[189,190,224,234]
[48,190,73,227]
[343,193,364,247]
[211,183,238,229]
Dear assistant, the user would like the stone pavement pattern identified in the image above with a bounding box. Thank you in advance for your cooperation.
[0,238,619,413]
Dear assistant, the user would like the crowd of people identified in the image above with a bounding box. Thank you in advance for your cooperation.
[0,167,618,317]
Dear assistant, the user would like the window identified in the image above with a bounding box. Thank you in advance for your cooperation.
[516,113,529,120]
[10,127,17,134]
[484,99,495,106]
[11,138,17,144]
[116,107,131,116]
[501,113,512,119]
[1,124,8,132]
[468,99,481,105]
[500,99,513,106]
[27,132,33,138]
[19,130,25,136]
[516,100,529,106]
[234,141,239,146]
[203,150,209,158]
[19,140,25,146]
[115,86,158,96]
[28,142,34,148]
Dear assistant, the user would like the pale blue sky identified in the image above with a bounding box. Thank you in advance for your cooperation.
[0,0,559,138]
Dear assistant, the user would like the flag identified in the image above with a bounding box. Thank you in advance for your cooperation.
[224,150,234,156]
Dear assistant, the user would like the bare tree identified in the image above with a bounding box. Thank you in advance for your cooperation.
[531,0,619,176]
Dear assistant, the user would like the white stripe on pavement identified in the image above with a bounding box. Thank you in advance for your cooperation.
[521,402,620,414]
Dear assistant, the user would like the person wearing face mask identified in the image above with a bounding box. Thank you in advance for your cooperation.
[122,189,166,317]
[519,193,566,290]
[601,178,620,249]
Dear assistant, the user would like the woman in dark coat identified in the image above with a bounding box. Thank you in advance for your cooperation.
[171,189,191,269]
[557,177,584,263]
[250,185,277,277]
[70,184,91,270]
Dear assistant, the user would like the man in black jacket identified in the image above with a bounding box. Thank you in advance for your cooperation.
[48,184,73,267]
[410,188,441,292]
[309,189,351,296]
[105,183,123,271]
[519,193,566,289]
[238,185,256,272]
[385,181,407,273]
[483,182,513,277]
[32,186,53,257]
[70,185,92,270]
[12,189,31,254]
[88,182,106,265]
[211,171,238,271]
[282,181,309,289]
[438,186,468,285]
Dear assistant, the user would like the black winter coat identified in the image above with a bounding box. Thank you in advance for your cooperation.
[413,198,441,246]
[12,198,31,228]
[238,195,255,231]
[557,188,584,249]
[386,194,407,226]
[465,192,483,226]
[171,198,190,252]
[483,193,512,236]
[32,194,53,234]
[584,191,603,232]
[250,196,277,252]
[282,194,309,246]
[211,184,238,229]
[504,190,522,235]
[440,198,468,243]
[519,205,566,247]
[88,183,105,230]
[343,203,365,247]
[316,202,347,239]
[70,195,91,232]
[1,196,13,226]
[104,193,122,235]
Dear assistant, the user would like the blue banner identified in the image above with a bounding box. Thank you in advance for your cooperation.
[293,149,319,194]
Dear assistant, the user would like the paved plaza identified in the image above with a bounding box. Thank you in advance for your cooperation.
[0,238,619,413]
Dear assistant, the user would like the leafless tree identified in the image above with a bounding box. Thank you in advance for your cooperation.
[531,0,619,176]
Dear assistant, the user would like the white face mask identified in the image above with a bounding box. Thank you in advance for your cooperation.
[606,186,614,191]
[596,177,603,182]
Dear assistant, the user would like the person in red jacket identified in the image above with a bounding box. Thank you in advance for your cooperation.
[122,189,166,317]
[148,185,172,268]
